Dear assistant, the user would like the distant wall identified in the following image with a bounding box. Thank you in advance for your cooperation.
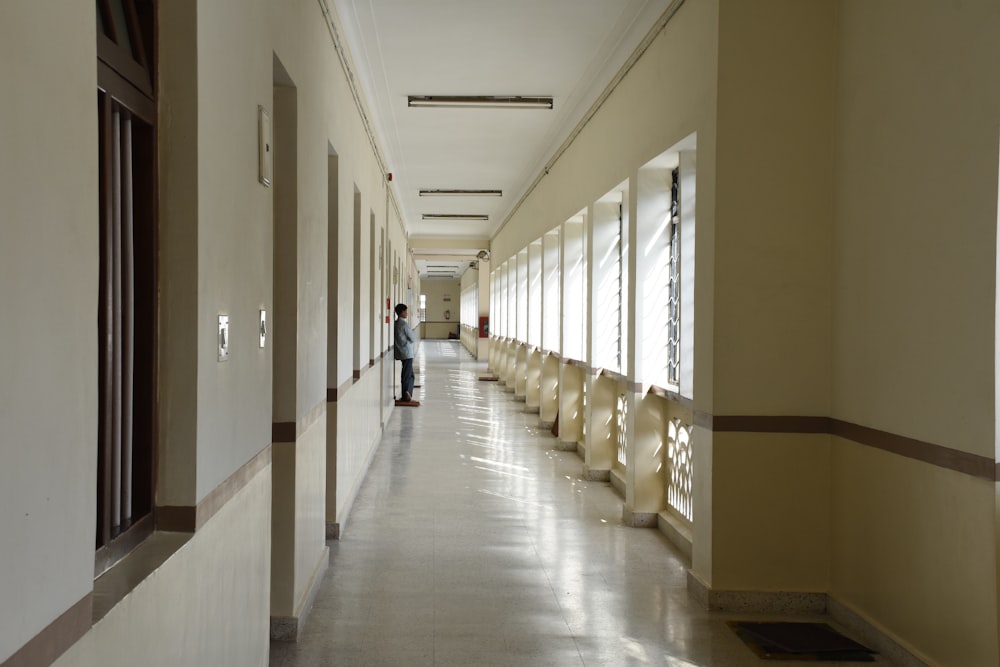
[419,279,461,339]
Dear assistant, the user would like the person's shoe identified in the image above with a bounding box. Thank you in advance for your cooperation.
[402,392,411,402]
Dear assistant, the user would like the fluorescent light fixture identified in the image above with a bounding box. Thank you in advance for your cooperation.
[422,214,489,221]
[408,95,553,110]
[419,189,503,197]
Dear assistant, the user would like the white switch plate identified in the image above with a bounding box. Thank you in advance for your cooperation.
[218,315,229,361]
[258,106,272,187]
[259,309,267,348]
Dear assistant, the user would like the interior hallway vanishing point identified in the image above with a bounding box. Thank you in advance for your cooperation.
[269,341,891,667]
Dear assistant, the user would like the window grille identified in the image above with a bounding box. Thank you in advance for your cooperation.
[666,168,681,388]
[595,205,623,371]
[616,205,624,371]
[666,418,693,522]
[96,0,156,574]
[616,393,628,467]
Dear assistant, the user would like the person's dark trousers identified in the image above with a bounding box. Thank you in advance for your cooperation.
[401,358,414,399]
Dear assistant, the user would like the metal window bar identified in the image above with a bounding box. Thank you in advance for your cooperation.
[100,99,137,543]
[666,168,681,388]
[96,0,156,570]
[596,206,623,371]
[616,204,624,372]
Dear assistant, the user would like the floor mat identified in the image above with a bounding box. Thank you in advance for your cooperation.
[728,621,876,661]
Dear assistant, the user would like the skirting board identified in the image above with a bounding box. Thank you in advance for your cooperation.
[582,465,610,482]
[827,597,932,667]
[554,440,579,452]
[657,511,692,561]
[609,469,625,498]
[622,507,658,528]
[686,571,826,614]
[271,545,330,642]
[685,573,928,666]
[325,521,340,540]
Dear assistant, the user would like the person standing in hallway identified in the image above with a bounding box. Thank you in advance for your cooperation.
[394,303,418,404]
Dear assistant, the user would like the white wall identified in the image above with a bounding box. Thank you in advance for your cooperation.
[54,471,272,667]
[0,0,407,663]
[0,2,98,660]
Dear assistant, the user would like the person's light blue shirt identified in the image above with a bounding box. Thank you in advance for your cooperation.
[394,316,415,360]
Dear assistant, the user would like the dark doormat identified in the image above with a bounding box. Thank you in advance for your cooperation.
[728,621,877,662]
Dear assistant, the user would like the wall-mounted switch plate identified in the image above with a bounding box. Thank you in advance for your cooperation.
[259,309,267,348]
[218,315,230,361]
[258,106,272,187]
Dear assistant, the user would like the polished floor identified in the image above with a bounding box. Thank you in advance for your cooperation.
[269,341,892,666]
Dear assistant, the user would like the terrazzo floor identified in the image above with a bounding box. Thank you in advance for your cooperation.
[269,340,893,666]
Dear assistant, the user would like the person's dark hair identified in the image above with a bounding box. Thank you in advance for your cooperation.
[395,303,408,316]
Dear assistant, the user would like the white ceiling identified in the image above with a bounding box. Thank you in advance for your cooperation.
[332,0,672,278]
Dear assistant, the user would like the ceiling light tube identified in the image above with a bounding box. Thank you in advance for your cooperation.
[422,214,489,221]
[419,189,503,197]
[408,95,553,110]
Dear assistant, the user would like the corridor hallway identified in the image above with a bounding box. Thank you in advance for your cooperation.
[269,341,888,667]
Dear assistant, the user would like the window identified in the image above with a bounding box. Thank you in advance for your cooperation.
[593,188,627,373]
[638,141,695,394]
[542,230,560,353]
[96,0,156,575]
[527,241,542,348]
[666,168,681,387]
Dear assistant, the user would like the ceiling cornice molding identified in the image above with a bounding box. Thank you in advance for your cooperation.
[494,0,687,240]
[317,0,404,226]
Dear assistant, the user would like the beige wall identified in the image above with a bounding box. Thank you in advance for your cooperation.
[832,0,998,454]
[829,1,1000,664]
[489,0,1000,664]
[420,278,462,339]
[714,0,835,416]
[831,441,996,665]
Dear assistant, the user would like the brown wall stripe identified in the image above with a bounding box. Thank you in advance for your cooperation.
[689,412,995,482]
[711,415,832,434]
[503,345,996,480]
[830,418,995,481]
[156,444,272,533]
[272,422,296,443]
[327,375,358,402]
[1,594,92,667]
[156,505,196,532]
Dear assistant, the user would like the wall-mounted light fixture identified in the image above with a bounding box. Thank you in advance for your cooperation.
[408,95,553,110]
